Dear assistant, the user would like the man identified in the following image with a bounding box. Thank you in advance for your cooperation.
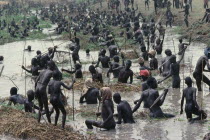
[62,63,83,79]
[132,77,174,118]
[22,58,40,77]
[107,55,125,78]
[89,65,103,84]
[70,34,81,64]
[48,72,75,129]
[24,90,39,113]
[80,78,101,104]
[96,49,110,68]
[159,49,173,77]
[158,52,186,88]
[8,87,25,106]
[35,60,56,123]
[180,77,207,121]
[118,60,133,84]
[193,47,210,91]
[113,93,135,124]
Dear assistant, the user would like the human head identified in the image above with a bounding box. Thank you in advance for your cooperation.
[75,37,80,45]
[148,50,156,58]
[156,38,161,44]
[48,47,53,54]
[31,58,37,66]
[10,87,17,96]
[100,49,106,56]
[47,60,55,70]
[113,93,121,104]
[100,87,112,102]
[138,57,144,65]
[179,38,183,43]
[141,46,146,52]
[140,69,150,81]
[84,78,93,89]
[125,60,132,70]
[165,49,172,56]
[27,90,35,101]
[36,50,41,55]
[89,65,96,74]
[53,71,60,80]
[147,77,157,89]
[113,55,119,62]
[70,46,75,51]
[27,45,31,51]
[0,56,4,61]
[86,49,90,55]
[75,63,82,69]
[185,77,192,87]
[204,47,210,59]
[170,55,176,63]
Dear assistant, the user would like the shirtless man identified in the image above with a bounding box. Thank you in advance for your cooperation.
[24,90,39,113]
[133,77,174,118]
[70,34,81,64]
[8,87,25,106]
[154,36,164,55]
[96,49,110,68]
[22,58,40,77]
[62,63,83,78]
[48,72,75,129]
[148,50,158,70]
[118,60,133,84]
[193,47,210,91]
[89,65,103,83]
[180,77,207,121]
[80,78,101,104]
[107,55,125,78]
[113,93,135,124]
[158,47,187,88]
[159,49,172,77]
[35,60,56,123]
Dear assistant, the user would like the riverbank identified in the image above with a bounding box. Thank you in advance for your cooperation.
[0,105,96,140]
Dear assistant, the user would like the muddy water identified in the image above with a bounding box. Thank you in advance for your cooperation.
[0,26,210,140]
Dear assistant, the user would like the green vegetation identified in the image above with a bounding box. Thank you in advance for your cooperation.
[0,13,52,45]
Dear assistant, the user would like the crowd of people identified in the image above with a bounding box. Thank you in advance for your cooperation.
[0,0,210,134]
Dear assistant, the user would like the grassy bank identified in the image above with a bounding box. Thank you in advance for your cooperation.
[0,13,52,45]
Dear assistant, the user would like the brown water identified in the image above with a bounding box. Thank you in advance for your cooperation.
[0,27,209,140]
